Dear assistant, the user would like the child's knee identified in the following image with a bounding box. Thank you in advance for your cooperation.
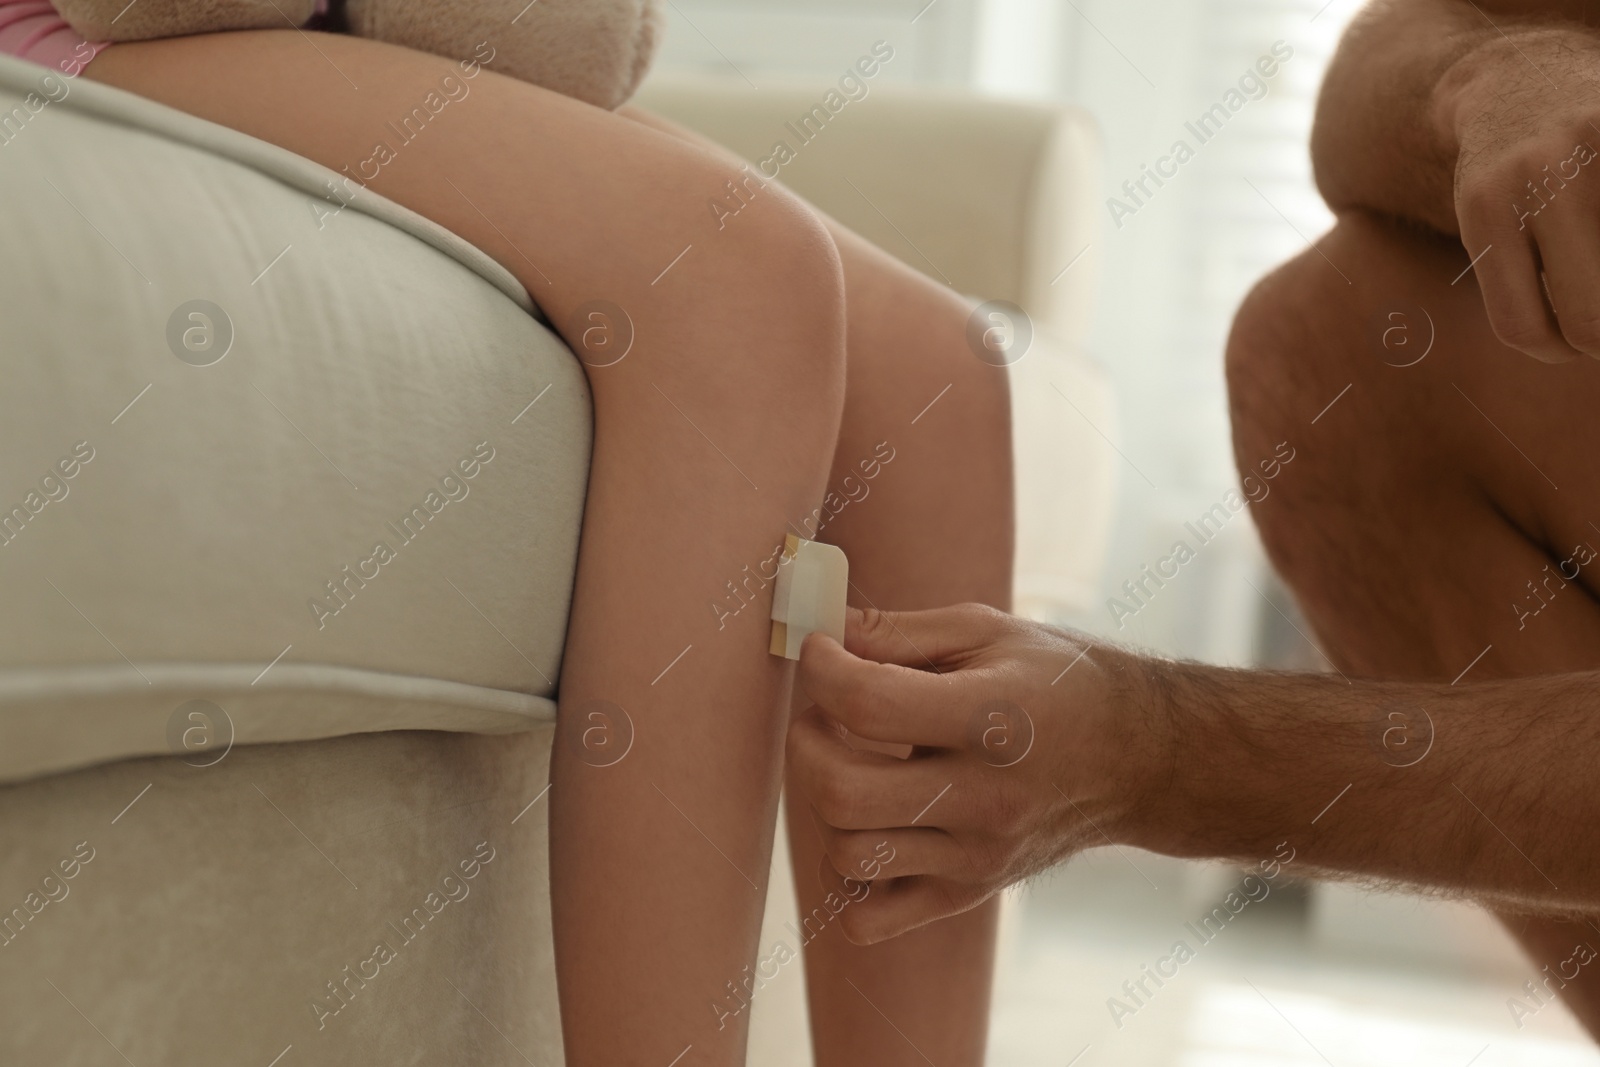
[697,187,848,426]
[724,186,845,339]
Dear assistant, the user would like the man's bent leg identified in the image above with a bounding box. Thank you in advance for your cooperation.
[1228,210,1600,1037]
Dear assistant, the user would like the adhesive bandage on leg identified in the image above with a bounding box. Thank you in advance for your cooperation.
[769,535,849,660]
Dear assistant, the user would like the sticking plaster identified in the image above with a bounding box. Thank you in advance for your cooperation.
[769,535,848,659]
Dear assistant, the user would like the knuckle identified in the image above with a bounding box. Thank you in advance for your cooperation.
[1458,183,1507,225]
[827,832,876,879]
[1492,312,1558,352]
[785,717,810,759]
[1559,313,1600,352]
[836,903,879,945]
[845,665,901,733]
[1461,168,1531,214]
[812,766,863,826]
[786,713,838,781]
[786,712,821,760]
[857,606,899,645]
[833,692,878,739]
[852,613,924,677]
[933,878,984,918]
[952,602,1005,631]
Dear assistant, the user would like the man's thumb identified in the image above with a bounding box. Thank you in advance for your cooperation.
[842,603,1006,670]
[842,605,933,668]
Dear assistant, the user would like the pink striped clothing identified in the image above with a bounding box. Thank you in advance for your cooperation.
[0,0,332,75]
[0,0,104,76]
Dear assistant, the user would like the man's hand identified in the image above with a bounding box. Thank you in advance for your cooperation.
[793,601,1600,944]
[1311,0,1600,362]
[787,604,1170,945]
[1442,26,1600,362]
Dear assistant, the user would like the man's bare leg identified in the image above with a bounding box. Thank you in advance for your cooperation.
[1228,210,1600,1036]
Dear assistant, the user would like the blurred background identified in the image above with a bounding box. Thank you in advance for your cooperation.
[641,0,1600,1064]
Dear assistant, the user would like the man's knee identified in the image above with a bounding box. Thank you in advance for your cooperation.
[1224,213,1449,587]
[1226,213,1410,432]
[1226,239,1357,570]
[1226,253,1330,457]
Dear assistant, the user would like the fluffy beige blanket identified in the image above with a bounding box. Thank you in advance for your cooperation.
[51,0,663,109]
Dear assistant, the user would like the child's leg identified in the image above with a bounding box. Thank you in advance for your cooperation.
[87,32,847,1066]
[785,226,1008,1067]
[623,108,1010,1065]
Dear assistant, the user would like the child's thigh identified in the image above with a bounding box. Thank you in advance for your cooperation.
[83,28,850,628]
[83,30,839,384]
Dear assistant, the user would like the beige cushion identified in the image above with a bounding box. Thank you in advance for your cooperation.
[0,55,592,782]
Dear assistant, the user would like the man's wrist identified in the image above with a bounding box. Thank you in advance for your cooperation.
[1112,657,1222,858]
[1111,659,1349,864]
[1092,650,1600,908]
[1099,649,1203,855]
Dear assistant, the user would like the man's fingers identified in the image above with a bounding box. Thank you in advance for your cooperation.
[811,823,979,884]
[795,603,1016,746]
[817,869,992,947]
[1532,211,1600,358]
[1466,220,1581,363]
[788,708,964,827]
[840,602,1013,669]
[796,636,972,748]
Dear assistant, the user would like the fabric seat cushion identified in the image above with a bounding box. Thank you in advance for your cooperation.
[0,54,591,782]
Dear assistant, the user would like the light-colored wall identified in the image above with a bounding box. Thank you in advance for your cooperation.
[652,0,981,87]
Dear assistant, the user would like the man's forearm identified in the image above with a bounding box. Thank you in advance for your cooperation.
[1312,0,1597,234]
[1130,662,1600,913]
